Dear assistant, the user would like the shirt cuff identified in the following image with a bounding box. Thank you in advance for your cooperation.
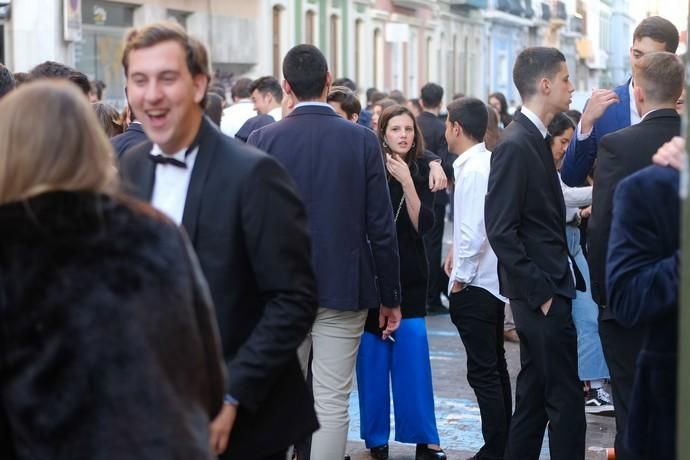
[576,122,592,141]
[224,394,239,406]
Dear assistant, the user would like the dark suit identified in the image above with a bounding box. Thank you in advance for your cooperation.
[119,116,319,460]
[587,108,680,459]
[416,111,456,308]
[235,114,275,142]
[485,110,585,459]
[110,122,148,158]
[607,165,680,460]
[248,105,400,310]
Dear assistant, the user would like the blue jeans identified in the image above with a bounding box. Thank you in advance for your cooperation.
[566,225,610,381]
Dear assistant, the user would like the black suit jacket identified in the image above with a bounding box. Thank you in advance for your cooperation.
[110,122,148,158]
[119,116,319,459]
[485,110,579,308]
[416,111,456,205]
[588,108,680,310]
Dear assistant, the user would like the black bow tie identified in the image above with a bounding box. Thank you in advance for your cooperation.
[149,154,187,168]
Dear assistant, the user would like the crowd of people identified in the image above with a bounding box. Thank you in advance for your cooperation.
[0,13,686,460]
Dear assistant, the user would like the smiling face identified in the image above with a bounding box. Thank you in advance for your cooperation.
[251,89,273,115]
[384,113,416,158]
[126,40,207,154]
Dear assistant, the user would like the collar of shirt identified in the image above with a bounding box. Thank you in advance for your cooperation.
[294,101,336,111]
[453,142,487,170]
[629,80,641,125]
[520,106,549,138]
[640,108,662,121]
[269,106,282,121]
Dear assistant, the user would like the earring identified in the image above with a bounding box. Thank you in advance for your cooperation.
[411,142,416,149]
[383,141,388,148]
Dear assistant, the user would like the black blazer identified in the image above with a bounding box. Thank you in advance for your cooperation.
[248,105,401,310]
[485,110,578,308]
[588,108,680,310]
[110,122,148,158]
[119,116,319,459]
[417,111,456,205]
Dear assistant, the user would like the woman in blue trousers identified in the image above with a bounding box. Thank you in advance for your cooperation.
[356,105,446,460]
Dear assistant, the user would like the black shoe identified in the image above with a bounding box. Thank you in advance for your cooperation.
[344,456,351,460]
[370,444,389,460]
[426,303,449,315]
[416,444,447,460]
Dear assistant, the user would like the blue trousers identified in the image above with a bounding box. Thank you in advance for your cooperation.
[356,317,440,448]
[566,225,610,381]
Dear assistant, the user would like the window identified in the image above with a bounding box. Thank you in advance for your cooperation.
[330,15,340,77]
[355,20,363,85]
[305,10,316,45]
[272,6,283,78]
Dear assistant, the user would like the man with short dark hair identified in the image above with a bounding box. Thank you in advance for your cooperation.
[417,82,455,315]
[248,44,401,460]
[118,22,318,460]
[29,61,91,96]
[588,51,683,460]
[327,85,362,122]
[0,63,15,99]
[221,77,256,138]
[561,16,679,186]
[443,97,511,460]
[249,76,283,120]
[485,47,585,459]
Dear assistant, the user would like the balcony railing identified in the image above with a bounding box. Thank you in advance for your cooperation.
[450,0,488,8]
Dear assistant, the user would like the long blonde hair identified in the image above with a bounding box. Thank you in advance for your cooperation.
[0,80,117,204]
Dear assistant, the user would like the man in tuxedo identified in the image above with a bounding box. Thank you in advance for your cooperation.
[417,82,456,314]
[560,16,678,187]
[111,107,148,158]
[587,51,683,459]
[248,44,401,460]
[118,22,319,460]
[485,47,585,459]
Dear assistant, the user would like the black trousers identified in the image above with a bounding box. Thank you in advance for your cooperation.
[424,201,446,306]
[450,286,511,460]
[598,313,644,460]
[261,450,287,460]
[506,296,585,460]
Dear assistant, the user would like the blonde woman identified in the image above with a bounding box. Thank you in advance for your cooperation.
[0,81,226,460]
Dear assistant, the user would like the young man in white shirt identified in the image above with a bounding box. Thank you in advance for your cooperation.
[443,97,511,460]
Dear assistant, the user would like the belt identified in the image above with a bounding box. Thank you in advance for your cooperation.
[566,213,582,227]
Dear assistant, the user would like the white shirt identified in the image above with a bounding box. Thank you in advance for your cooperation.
[577,80,641,140]
[150,144,199,225]
[268,106,282,121]
[294,101,336,111]
[520,106,549,138]
[220,99,256,138]
[559,173,592,223]
[449,142,507,302]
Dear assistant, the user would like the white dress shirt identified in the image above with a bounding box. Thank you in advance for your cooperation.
[220,99,256,138]
[520,106,549,138]
[449,142,507,302]
[268,106,282,121]
[150,144,199,225]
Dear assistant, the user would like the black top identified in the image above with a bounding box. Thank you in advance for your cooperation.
[365,156,435,333]
[416,111,457,205]
[110,122,148,158]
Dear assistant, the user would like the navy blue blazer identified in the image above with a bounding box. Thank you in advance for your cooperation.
[110,122,148,159]
[248,105,401,310]
[561,80,630,186]
[235,114,275,142]
[607,165,680,459]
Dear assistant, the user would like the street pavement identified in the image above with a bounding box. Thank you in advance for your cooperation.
[345,313,617,459]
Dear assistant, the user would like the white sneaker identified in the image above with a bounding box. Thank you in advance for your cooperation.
[585,388,614,414]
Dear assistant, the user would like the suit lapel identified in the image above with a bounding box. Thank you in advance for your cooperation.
[122,144,155,202]
[617,82,631,128]
[181,117,218,244]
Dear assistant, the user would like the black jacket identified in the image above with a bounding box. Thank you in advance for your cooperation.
[0,191,226,460]
[119,116,319,459]
[588,108,680,310]
[485,110,581,308]
[110,122,148,158]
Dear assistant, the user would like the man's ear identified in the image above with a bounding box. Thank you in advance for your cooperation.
[540,77,551,96]
[633,85,644,104]
[282,79,293,96]
[193,74,209,104]
[351,112,359,123]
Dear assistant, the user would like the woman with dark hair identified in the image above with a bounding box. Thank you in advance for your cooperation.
[548,112,612,413]
[488,91,512,128]
[356,105,446,460]
[92,101,123,138]
[484,105,501,151]
[0,81,226,460]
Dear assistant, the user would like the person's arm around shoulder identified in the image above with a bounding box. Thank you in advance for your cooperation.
[484,140,553,313]
[607,172,680,327]
[363,130,402,337]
